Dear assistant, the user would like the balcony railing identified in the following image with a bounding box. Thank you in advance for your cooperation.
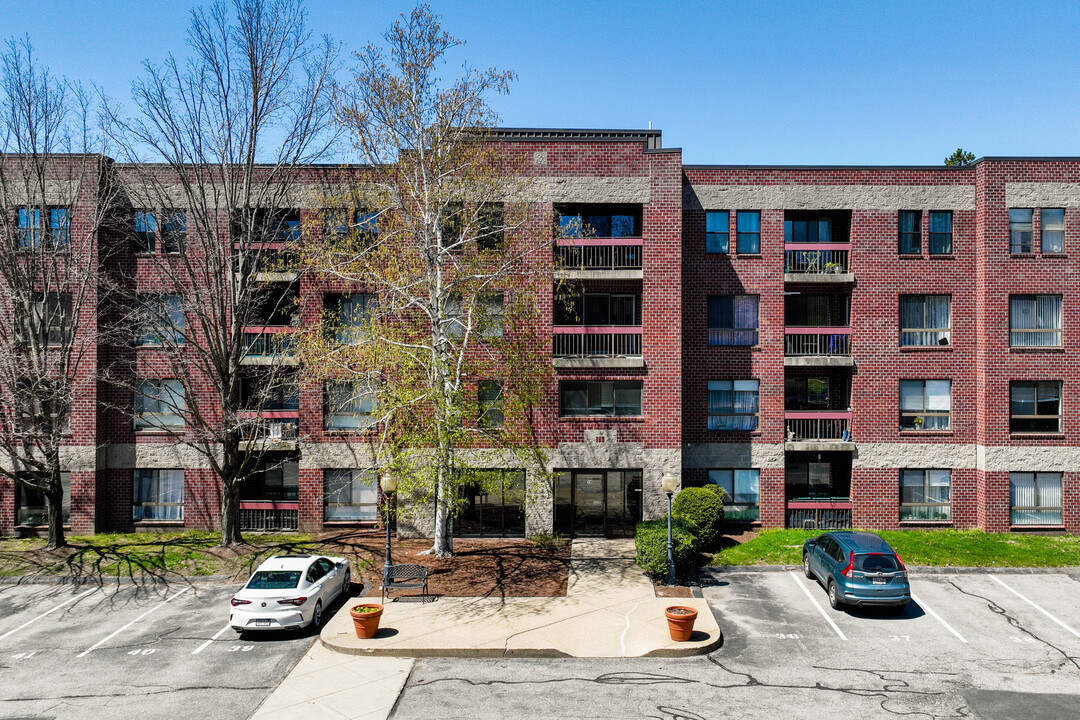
[553,326,643,358]
[785,244,852,274]
[785,328,852,356]
[786,500,853,529]
[785,411,852,442]
[239,502,298,531]
[242,327,295,357]
[556,238,643,271]
[237,414,299,442]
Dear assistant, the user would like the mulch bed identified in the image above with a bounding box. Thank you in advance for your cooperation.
[321,531,571,598]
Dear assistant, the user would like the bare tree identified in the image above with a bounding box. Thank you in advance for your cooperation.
[0,38,112,549]
[298,5,551,558]
[103,0,339,546]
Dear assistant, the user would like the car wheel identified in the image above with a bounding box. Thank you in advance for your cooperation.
[802,552,814,579]
[341,569,351,597]
[311,600,323,629]
[828,581,844,611]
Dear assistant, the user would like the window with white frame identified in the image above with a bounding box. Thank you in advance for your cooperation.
[324,469,379,521]
[900,294,951,346]
[899,380,951,431]
[707,295,759,346]
[708,380,759,431]
[899,469,951,521]
[708,469,760,521]
[133,469,184,521]
[324,380,377,431]
[1009,381,1062,433]
[1041,208,1064,253]
[1009,472,1063,525]
[1009,208,1034,253]
[18,207,70,249]
[134,379,185,430]
[1009,295,1062,347]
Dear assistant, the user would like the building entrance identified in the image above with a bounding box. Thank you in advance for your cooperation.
[554,470,642,537]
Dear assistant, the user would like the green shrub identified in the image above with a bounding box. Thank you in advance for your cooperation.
[634,519,700,580]
[672,486,724,549]
[529,532,568,552]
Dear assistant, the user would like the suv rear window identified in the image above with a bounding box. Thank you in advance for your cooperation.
[246,571,301,589]
[855,554,900,573]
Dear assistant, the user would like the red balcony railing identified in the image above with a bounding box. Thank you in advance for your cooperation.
[556,238,643,271]
[784,328,852,356]
[785,244,852,274]
[553,326,643,358]
[785,411,852,442]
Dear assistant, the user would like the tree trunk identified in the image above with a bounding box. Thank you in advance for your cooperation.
[430,481,453,558]
[220,482,245,547]
[44,480,66,550]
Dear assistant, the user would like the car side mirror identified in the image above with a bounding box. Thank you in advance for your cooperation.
[806,539,817,548]
[336,562,344,568]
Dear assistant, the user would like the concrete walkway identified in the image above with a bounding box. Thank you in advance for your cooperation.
[320,539,721,658]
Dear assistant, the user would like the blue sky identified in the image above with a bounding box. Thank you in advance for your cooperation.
[2,0,1079,164]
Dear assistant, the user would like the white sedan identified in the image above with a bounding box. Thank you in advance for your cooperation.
[230,554,351,632]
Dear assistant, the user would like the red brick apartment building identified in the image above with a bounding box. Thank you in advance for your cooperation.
[3,129,1079,537]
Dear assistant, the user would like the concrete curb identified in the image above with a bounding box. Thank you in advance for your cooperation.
[704,565,1080,574]
[0,573,236,586]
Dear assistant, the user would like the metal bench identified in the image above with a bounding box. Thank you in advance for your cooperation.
[381,563,430,603]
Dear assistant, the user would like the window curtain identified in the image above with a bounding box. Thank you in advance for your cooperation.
[1010,472,1063,525]
[1041,209,1064,252]
[1010,295,1061,347]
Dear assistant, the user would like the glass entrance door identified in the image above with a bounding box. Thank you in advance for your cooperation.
[554,470,643,537]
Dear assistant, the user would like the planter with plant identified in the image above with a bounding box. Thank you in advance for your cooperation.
[350,604,384,638]
[824,261,843,274]
[665,605,699,641]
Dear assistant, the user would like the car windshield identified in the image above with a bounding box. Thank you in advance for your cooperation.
[855,554,899,572]
[246,571,302,589]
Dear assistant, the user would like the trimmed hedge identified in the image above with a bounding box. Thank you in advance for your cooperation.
[634,518,700,580]
[672,486,725,550]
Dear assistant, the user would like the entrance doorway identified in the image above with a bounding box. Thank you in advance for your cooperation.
[554,470,643,537]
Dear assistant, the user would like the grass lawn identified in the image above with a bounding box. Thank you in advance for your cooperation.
[710,528,1080,568]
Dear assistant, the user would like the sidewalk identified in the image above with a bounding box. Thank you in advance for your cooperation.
[320,539,721,658]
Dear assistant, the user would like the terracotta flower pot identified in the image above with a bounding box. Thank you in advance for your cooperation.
[350,604,384,639]
[665,605,698,642]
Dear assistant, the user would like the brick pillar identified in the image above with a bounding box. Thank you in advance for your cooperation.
[69,470,97,535]
[759,467,785,528]
[298,468,323,532]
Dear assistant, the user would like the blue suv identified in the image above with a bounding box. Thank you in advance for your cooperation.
[802,531,910,610]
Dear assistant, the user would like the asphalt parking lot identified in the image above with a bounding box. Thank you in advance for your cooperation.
[0,580,344,720]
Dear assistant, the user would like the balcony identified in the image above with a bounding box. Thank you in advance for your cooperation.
[785,411,854,450]
[784,328,853,367]
[784,244,853,282]
[786,500,853,529]
[239,503,298,531]
[555,238,643,279]
[552,326,643,368]
[241,327,297,365]
[237,411,299,449]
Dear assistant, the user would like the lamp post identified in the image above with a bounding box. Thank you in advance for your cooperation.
[380,474,398,593]
[661,472,678,586]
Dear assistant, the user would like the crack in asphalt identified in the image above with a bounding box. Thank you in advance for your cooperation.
[6,684,274,702]
[946,580,1080,673]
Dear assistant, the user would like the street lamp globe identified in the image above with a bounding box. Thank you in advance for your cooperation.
[661,472,678,494]
[380,474,398,493]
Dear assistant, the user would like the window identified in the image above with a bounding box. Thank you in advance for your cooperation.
[898,211,921,254]
[736,211,760,253]
[785,377,830,410]
[446,293,503,338]
[478,380,504,428]
[133,469,184,521]
[134,379,185,431]
[240,460,299,501]
[899,380,951,431]
[708,380,759,431]
[324,380,377,431]
[708,469,759,521]
[1009,381,1061,433]
[324,208,349,238]
[899,469,951,521]
[18,207,69,248]
[784,295,831,326]
[555,292,640,327]
[15,472,70,525]
[162,210,186,253]
[1041,208,1065,253]
[478,203,503,250]
[15,379,70,435]
[1009,472,1063,525]
[21,292,73,346]
[707,295,758,345]
[784,213,836,244]
[556,204,641,239]
[929,211,952,254]
[1009,208,1034,253]
[325,293,375,344]
[324,469,379,521]
[135,294,185,346]
[705,211,729,253]
[441,202,463,248]
[900,294,951,346]
[456,469,526,537]
[559,380,642,417]
[1010,295,1062,347]
[134,210,157,252]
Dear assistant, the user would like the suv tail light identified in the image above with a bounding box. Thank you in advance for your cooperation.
[895,553,907,577]
[277,597,308,606]
[231,598,251,607]
[841,551,854,578]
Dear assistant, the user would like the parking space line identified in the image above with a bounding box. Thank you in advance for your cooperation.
[75,586,191,658]
[789,572,847,641]
[192,623,233,655]
[989,575,1080,640]
[910,592,967,643]
[0,587,97,642]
